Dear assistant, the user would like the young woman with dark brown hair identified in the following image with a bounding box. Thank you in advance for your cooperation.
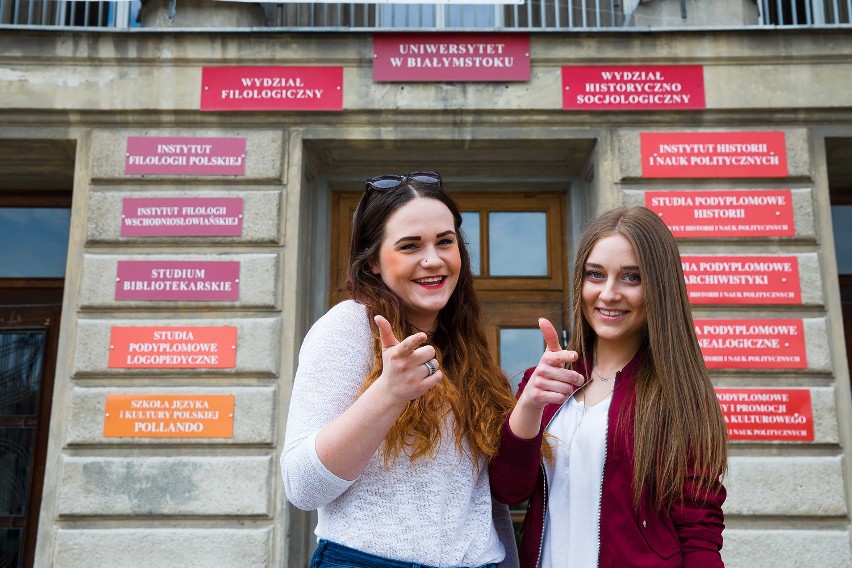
[490,206,728,568]
[282,172,518,568]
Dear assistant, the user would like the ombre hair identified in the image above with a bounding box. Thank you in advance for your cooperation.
[567,206,728,510]
[346,176,516,466]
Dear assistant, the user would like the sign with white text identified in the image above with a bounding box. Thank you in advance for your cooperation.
[695,319,807,369]
[562,65,705,110]
[121,197,244,237]
[125,137,246,176]
[108,326,237,369]
[641,131,788,178]
[201,66,343,111]
[716,388,813,442]
[645,190,795,237]
[373,33,530,82]
[104,394,235,438]
[682,255,801,305]
[115,260,240,301]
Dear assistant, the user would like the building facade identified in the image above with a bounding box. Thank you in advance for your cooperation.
[1,1,852,566]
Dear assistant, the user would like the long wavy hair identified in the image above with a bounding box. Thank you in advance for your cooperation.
[346,176,516,466]
[567,206,728,510]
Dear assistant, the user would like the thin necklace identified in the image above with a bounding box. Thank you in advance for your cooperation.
[592,367,616,382]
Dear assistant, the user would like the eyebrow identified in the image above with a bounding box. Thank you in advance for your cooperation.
[585,262,640,270]
[393,230,456,245]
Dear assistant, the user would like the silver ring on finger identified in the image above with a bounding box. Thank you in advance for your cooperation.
[423,360,437,376]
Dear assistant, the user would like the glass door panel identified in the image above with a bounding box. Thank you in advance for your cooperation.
[0,209,70,278]
[460,211,481,276]
[499,327,545,391]
[488,211,548,276]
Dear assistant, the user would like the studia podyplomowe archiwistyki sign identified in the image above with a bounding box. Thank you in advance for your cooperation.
[681,255,801,305]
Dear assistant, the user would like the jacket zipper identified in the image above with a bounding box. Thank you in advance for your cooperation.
[535,462,548,568]
[595,414,610,568]
[534,401,567,568]
[595,370,619,568]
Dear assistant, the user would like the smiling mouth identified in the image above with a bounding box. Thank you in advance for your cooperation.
[597,308,626,318]
[414,276,446,287]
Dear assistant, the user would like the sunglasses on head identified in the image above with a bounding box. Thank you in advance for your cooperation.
[364,171,443,192]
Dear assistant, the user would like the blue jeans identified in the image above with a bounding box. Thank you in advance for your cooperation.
[310,539,499,568]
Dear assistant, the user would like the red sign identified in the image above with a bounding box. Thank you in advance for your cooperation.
[121,197,243,237]
[200,66,343,111]
[641,131,788,178]
[645,190,795,237]
[372,33,530,82]
[104,394,235,438]
[716,388,814,442]
[695,319,807,369]
[125,137,246,176]
[562,65,704,110]
[115,261,240,301]
[682,255,801,305]
[108,326,237,369]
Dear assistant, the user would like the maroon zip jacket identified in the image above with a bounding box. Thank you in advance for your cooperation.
[489,349,726,568]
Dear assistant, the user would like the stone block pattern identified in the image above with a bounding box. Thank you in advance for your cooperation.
[53,528,272,568]
[57,455,273,517]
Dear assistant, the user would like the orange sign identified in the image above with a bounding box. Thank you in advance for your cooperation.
[108,326,237,369]
[104,394,235,438]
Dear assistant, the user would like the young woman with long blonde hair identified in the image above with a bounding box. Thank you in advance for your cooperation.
[490,206,728,568]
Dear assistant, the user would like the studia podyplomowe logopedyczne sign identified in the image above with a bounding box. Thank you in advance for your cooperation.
[108,326,236,369]
[715,388,814,442]
[121,197,243,237]
[640,131,788,178]
[562,65,705,110]
[645,190,795,237]
[200,66,343,111]
[694,319,807,370]
[681,255,801,305]
[115,260,240,302]
[103,394,235,438]
[125,136,246,175]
